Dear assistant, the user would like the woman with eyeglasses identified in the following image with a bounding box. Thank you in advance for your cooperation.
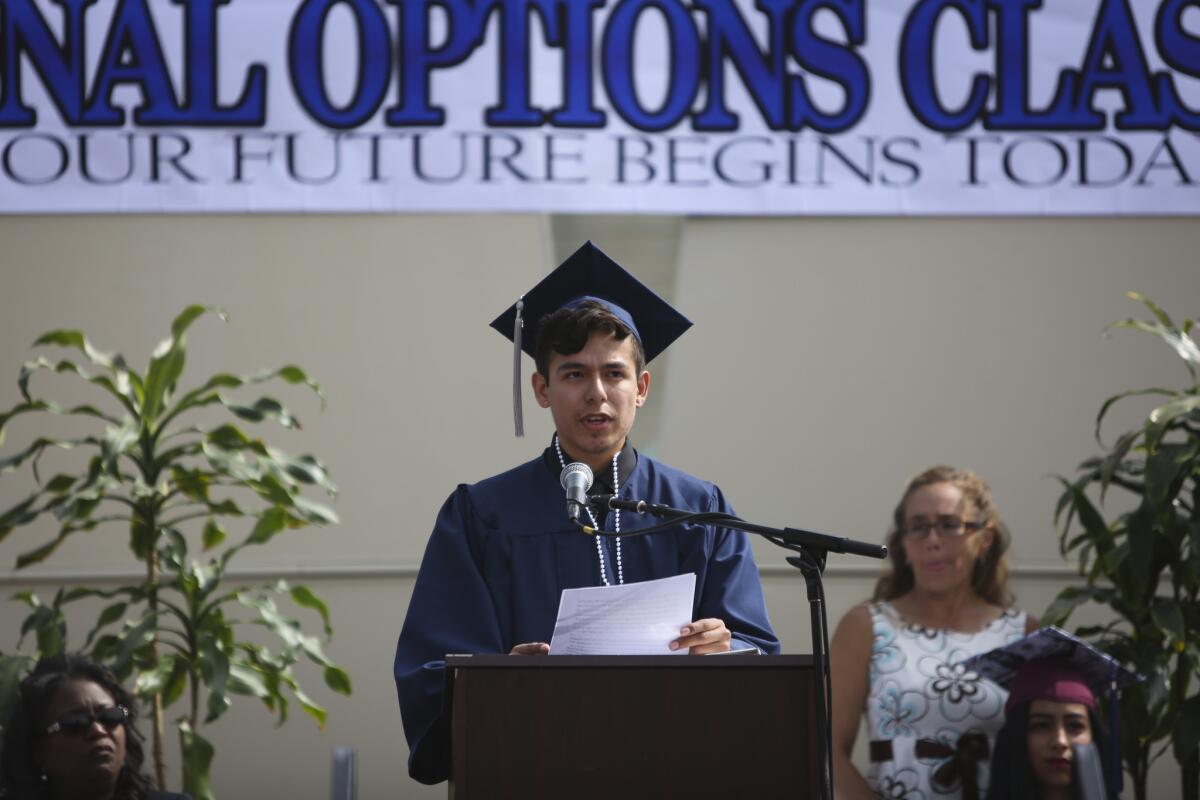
[0,654,189,800]
[830,466,1038,800]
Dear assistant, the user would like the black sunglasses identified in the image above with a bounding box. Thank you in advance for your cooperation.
[43,705,129,737]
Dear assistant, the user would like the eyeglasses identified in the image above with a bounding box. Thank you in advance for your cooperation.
[904,518,986,539]
[43,705,129,737]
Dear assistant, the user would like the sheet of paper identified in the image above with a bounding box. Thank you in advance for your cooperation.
[549,573,696,655]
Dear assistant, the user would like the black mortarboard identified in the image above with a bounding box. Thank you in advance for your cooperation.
[961,626,1142,794]
[490,241,692,436]
[961,626,1142,705]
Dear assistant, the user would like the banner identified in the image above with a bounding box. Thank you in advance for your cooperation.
[1,0,1197,215]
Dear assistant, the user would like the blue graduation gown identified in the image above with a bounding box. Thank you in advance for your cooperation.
[393,451,780,784]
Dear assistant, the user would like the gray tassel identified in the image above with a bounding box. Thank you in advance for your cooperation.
[513,298,524,437]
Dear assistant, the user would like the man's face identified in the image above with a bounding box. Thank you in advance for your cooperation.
[532,331,650,471]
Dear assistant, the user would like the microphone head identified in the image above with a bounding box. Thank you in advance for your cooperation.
[559,462,594,491]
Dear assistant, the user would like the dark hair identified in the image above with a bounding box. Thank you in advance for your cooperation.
[988,701,1112,800]
[0,654,156,800]
[534,300,646,379]
[872,465,1013,605]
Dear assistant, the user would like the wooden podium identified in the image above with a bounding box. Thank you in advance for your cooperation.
[444,654,818,798]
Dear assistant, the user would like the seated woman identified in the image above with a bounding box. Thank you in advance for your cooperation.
[962,626,1140,800]
[0,653,189,800]
[830,466,1038,800]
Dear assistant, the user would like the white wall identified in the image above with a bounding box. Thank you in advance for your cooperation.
[1,214,1196,798]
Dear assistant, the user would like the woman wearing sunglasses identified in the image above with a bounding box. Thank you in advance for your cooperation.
[0,654,189,800]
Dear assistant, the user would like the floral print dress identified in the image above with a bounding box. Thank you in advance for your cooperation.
[865,602,1027,800]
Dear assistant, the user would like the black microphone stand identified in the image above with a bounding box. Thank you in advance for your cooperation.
[588,494,887,800]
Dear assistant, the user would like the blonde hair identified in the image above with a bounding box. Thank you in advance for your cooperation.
[871,466,1013,605]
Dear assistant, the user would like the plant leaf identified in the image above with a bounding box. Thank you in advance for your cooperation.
[129,515,157,562]
[1094,388,1174,447]
[143,306,224,430]
[1192,518,1200,578]
[247,507,287,545]
[16,525,79,569]
[1174,695,1200,762]
[0,435,101,476]
[170,466,212,502]
[239,591,337,669]
[17,597,67,657]
[0,654,32,724]
[0,493,42,542]
[1042,586,1115,627]
[1122,504,1158,604]
[289,584,333,637]
[1145,396,1200,450]
[134,654,178,697]
[1114,291,1200,379]
[160,526,187,572]
[1125,291,1174,328]
[291,683,328,729]
[99,420,139,479]
[323,665,352,695]
[223,396,301,430]
[163,657,190,707]
[142,344,186,431]
[114,611,158,674]
[201,639,232,724]
[164,361,322,433]
[19,353,140,416]
[1098,430,1140,503]
[274,364,325,410]
[202,519,227,551]
[32,329,116,370]
[1143,442,1197,510]
[282,454,337,496]
[1151,601,1187,646]
[227,661,271,701]
[84,602,129,647]
[0,400,49,446]
[290,495,338,525]
[179,720,216,800]
[1056,477,1114,559]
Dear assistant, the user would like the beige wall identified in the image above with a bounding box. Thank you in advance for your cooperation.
[1,215,1197,798]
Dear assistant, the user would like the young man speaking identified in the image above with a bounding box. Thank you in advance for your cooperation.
[394,242,779,784]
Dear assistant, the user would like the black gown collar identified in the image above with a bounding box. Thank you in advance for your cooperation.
[542,435,637,496]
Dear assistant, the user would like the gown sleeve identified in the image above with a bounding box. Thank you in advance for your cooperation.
[393,485,505,784]
[696,484,781,655]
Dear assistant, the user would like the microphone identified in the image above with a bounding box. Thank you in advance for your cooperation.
[589,494,666,516]
[559,462,593,522]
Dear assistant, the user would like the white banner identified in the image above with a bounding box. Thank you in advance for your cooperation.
[1,0,1197,215]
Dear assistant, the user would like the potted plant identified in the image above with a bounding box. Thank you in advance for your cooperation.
[1043,293,1199,800]
[0,306,351,799]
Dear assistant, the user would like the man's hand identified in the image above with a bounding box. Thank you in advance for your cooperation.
[670,618,732,655]
[510,642,550,655]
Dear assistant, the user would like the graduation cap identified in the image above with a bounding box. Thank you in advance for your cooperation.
[490,241,692,436]
[961,626,1143,793]
[961,625,1142,709]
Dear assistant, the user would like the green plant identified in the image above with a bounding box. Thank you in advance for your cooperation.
[1043,293,1200,800]
[0,306,351,799]
[0,591,73,736]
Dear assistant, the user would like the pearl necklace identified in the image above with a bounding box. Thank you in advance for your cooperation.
[554,434,623,586]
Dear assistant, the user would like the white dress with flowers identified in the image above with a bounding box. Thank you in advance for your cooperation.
[865,602,1027,800]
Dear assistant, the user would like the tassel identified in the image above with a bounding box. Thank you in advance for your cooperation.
[512,298,524,437]
[1108,662,1121,795]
